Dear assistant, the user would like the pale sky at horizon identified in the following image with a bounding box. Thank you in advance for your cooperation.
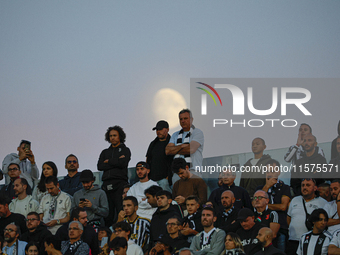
[1,1,339,180]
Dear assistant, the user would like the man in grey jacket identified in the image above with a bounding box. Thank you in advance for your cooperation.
[190,206,225,255]
[72,169,109,230]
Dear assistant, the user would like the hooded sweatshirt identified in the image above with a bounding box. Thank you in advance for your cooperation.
[21,222,53,254]
[72,184,109,222]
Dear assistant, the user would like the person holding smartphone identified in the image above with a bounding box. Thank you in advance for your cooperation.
[2,140,39,190]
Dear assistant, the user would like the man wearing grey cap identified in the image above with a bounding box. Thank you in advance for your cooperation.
[72,169,109,229]
[236,208,264,255]
[146,120,173,192]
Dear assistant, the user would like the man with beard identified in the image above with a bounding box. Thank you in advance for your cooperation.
[215,190,241,233]
[2,224,27,255]
[324,179,340,234]
[21,212,53,254]
[59,154,82,196]
[254,227,285,255]
[190,207,225,255]
[0,195,27,238]
[72,169,109,229]
[236,208,264,255]
[120,196,150,251]
[9,178,39,217]
[287,178,327,255]
[127,161,159,220]
[171,158,207,211]
[292,134,327,195]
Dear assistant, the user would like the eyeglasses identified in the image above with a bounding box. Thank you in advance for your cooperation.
[166,223,179,227]
[68,227,80,231]
[8,168,19,171]
[26,218,39,222]
[4,228,16,233]
[67,160,77,164]
[252,196,267,200]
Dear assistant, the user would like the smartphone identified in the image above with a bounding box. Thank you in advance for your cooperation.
[80,198,86,202]
[24,143,31,151]
[101,237,108,247]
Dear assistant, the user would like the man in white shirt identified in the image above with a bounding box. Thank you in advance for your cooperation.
[324,179,340,234]
[127,161,158,220]
[287,178,327,255]
[39,176,71,234]
[9,178,39,217]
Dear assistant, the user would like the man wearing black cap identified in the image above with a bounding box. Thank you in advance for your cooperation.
[236,208,264,255]
[127,162,159,220]
[72,169,109,229]
[146,120,173,192]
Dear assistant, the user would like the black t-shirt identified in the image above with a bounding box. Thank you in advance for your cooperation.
[236,222,264,255]
[0,212,28,238]
[149,140,169,181]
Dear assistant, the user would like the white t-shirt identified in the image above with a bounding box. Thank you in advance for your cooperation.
[288,196,327,241]
[38,191,71,234]
[9,195,39,217]
[127,180,158,220]
[324,200,340,234]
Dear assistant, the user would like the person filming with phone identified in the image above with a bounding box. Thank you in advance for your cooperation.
[2,140,39,190]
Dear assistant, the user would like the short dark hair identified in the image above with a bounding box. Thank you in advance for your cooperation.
[123,184,131,189]
[8,163,20,170]
[17,178,28,189]
[332,179,340,185]
[266,159,281,167]
[27,212,40,219]
[179,109,193,118]
[155,190,172,199]
[65,154,79,165]
[45,236,61,250]
[105,125,126,143]
[70,207,86,221]
[45,176,58,186]
[113,221,131,238]
[0,195,11,206]
[300,123,312,133]
[253,137,265,145]
[98,226,112,238]
[123,196,138,207]
[144,185,163,196]
[109,237,127,250]
[309,208,328,224]
[167,216,182,226]
[185,195,200,205]
[171,158,188,174]
[202,206,216,217]
[19,140,31,147]
[318,182,330,189]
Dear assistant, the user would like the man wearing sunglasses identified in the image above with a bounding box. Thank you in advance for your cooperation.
[59,154,83,196]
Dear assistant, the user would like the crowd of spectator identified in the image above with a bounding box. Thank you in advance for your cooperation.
[0,110,339,255]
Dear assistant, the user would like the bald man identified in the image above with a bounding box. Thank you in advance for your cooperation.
[255,227,285,255]
[215,190,241,233]
[293,134,327,195]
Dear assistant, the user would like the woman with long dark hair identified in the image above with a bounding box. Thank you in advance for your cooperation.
[32,161,58,203]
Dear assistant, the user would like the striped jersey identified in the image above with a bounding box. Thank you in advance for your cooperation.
[297,230,332,255]
[124,215,150,248]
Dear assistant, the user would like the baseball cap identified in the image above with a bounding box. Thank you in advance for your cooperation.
[152,120,169,131]
[136,161,150,169]
[237,208,254,221]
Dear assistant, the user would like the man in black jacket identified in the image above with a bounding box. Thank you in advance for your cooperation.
[254,227,285,255]
[97,125,131,226]
[21,212,53,254]
[55,206,99,255]
[146,120,173,192]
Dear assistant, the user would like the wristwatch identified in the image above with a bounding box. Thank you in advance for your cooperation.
[57,219,60,225]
